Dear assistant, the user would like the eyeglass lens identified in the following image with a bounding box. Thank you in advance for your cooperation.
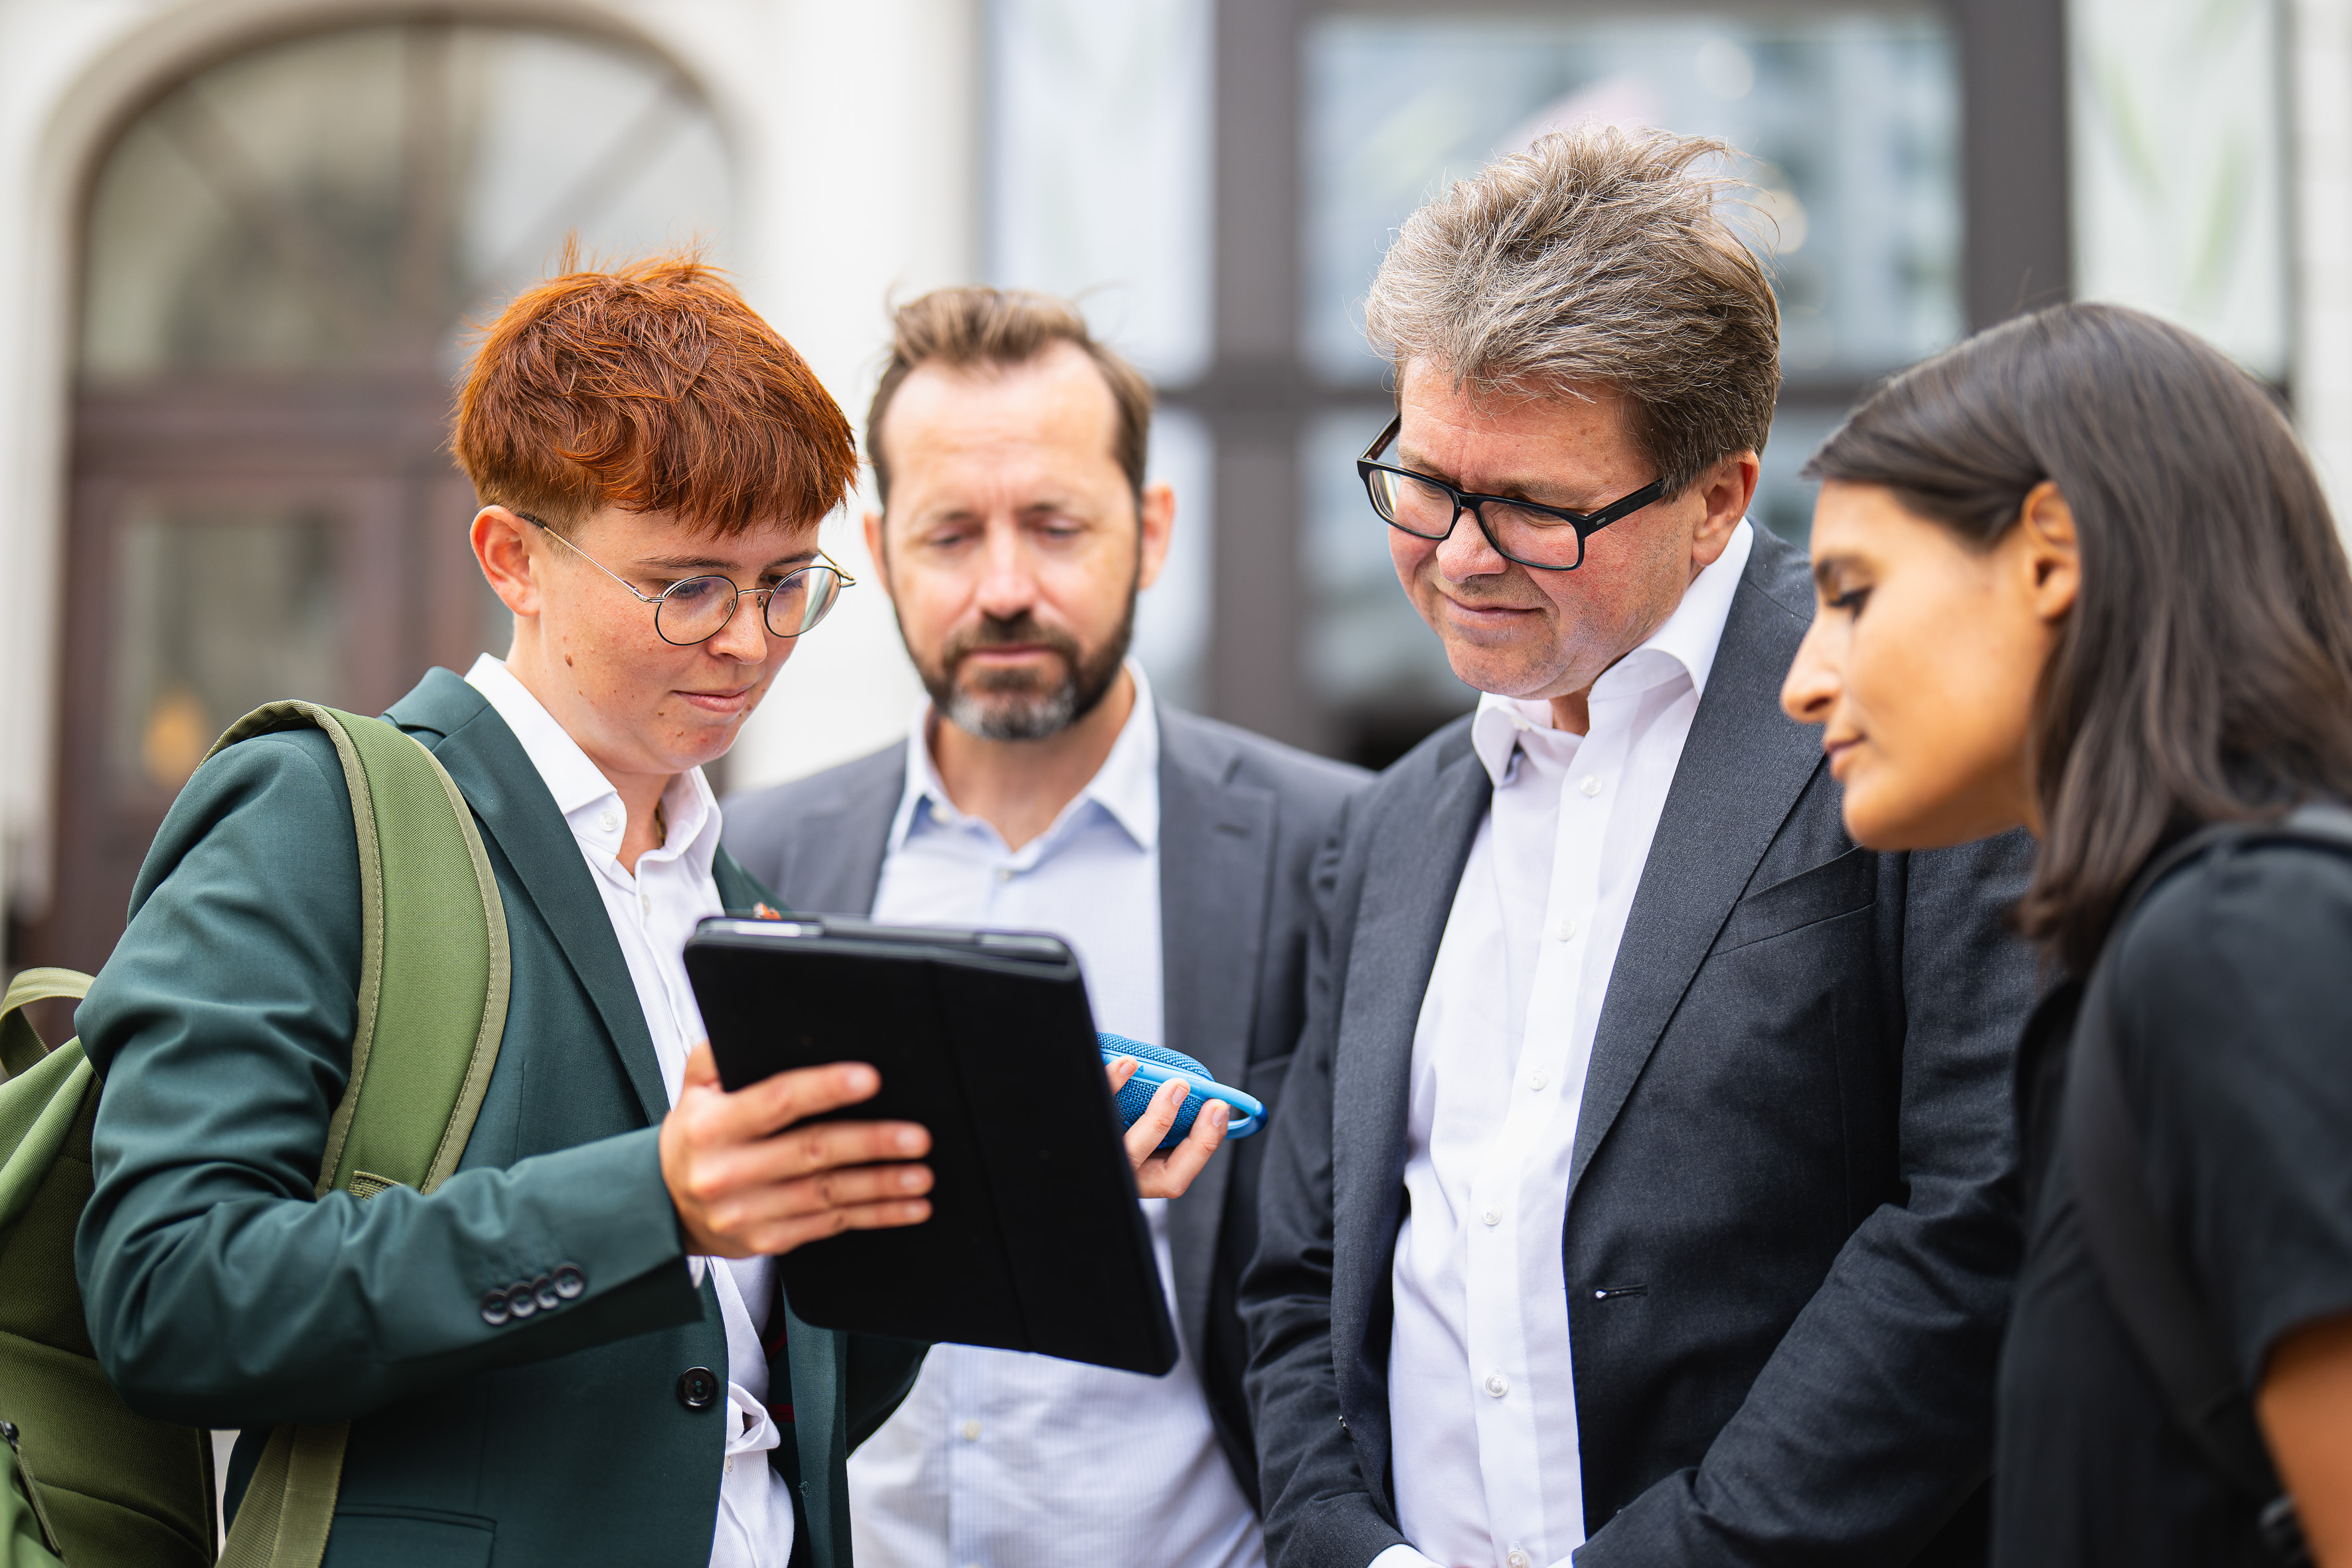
[1365,468,1591,570]
[653,566,844,646]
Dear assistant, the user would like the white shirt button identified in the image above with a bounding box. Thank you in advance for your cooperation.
[1579,775,1601,797]
[961,1419,980,1442]
[1508,1551,1531,1568]
[639,892,651,917]
[929,799,951,824]
[1482,1208,1501,1226]
[597,808,619,832]
[1554,917,1577,941]
[994,866,1016,882]
[1484,1372,1509,1398]
[1528,1070,1549,1091]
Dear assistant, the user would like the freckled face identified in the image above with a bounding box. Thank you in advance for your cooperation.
[1780,481,2051,849]
[518,506,821,776]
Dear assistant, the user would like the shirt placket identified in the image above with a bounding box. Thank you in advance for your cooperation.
[1466,722,1628,1568]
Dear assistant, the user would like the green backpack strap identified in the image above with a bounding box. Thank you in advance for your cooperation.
[204,702,512,1568]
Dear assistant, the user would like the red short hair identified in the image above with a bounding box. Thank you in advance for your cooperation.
[453,248,855,535]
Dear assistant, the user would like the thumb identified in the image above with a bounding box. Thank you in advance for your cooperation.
[682,1041,722,1092]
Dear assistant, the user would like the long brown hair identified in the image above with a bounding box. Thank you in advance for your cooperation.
[1805,302,2352,972]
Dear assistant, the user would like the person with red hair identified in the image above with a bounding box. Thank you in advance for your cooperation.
[72,250,1222,1568]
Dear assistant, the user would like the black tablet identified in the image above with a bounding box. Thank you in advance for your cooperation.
[683,915,1179,1377]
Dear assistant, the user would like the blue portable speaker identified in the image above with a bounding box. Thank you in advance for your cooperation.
[1099,1034,1265,1150]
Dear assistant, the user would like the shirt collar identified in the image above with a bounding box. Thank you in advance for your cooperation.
[888,660,1162,854]
[1468,518,1756,787]
[463,653,720,873]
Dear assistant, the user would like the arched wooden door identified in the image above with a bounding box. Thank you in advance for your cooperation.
[39,19,732,973]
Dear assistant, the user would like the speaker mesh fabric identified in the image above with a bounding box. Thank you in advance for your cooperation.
[1099,1033,1216,1150]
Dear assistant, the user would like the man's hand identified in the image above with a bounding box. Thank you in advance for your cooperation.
[661,1042,933,1257]
[1107,1057,1229,1199]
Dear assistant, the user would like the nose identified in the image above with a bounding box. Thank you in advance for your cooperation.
[974,519,1041,618]
[1432,506,1511,583]
[1780,616,1841,725]
[704,589,774,665]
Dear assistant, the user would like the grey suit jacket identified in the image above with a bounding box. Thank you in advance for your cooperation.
[722,702,1368,1506]
[1241,528,2040,1568]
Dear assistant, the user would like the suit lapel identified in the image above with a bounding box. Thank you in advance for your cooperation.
[1330,738,1489,1364]
[1568,536,1824,1199]
[390,670,672,1128]
[1155,714,1275,1362]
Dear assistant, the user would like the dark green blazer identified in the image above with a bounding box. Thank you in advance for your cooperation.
[75,667,924,1568]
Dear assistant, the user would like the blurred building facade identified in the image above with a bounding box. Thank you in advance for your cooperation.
[3,0,2347,974]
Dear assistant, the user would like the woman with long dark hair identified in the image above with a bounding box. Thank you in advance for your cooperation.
[1780,300,2352,1566]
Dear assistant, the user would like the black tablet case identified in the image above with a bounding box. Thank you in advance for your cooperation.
[684,916,1180,1376]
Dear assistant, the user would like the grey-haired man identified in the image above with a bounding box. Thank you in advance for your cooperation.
[1241,128,2037,1568]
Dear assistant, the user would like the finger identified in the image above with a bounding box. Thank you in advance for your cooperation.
[722,1118,931,1188]
[682,1042,722,1091]
[688,1158,933,1247]
[1149,1098,1229,1197]
[1123,1077,1188,1170]
[700,1060,883,1146]
[748,1195,935,1257]
[722,1159,936,1227]
[1105,1057,1140,1092]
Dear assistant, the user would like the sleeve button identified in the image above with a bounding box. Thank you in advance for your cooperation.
[505,1282,540,1319]
[552,1263,586,1300]
[480,1291,511,1326]
[676,1368,720,1410]
[532,1275,560,1311]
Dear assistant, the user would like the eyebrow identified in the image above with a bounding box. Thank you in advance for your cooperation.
[639,548,819,574]
[1810,553,1865,588]
[1393,445,1606,510]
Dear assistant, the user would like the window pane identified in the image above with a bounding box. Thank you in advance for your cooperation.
[80,21,732,380]
[108,503,345,795]
[1304,11,1961,382]
[2070,0,2288,378]
[988,0,1214,383]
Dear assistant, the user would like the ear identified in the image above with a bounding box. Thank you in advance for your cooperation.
[473,506,542,617]
[862,508,891,597]
[2018,480,2079,624]
[1691,449,1761,569]
[1137,481,1175,592]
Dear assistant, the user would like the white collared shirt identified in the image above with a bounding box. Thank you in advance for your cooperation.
[464,654,793,1568]
[845,665,1264,1568]
[1375,523,1755,1568]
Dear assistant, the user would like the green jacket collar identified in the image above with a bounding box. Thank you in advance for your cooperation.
[384,668,670,1129]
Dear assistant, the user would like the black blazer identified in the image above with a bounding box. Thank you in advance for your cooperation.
[722,703,1368,1506]
[1241,528,2041,1567]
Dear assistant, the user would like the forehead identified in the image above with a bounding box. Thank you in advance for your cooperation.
[882,343,1125,492]
[578,505,819,564]
[1394,360,1641,485]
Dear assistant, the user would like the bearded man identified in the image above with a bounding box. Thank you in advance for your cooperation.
[723,287,1366,1568]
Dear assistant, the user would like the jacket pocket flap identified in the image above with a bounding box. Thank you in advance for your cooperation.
[1713,846,1876,953]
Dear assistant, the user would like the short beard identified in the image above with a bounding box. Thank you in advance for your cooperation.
[920,596,1137,742]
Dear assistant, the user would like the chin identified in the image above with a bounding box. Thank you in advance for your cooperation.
[1840,780,2019,852]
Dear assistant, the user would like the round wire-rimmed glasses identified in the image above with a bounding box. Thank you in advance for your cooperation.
[516,511,855,646]
[1357,414,1666,572]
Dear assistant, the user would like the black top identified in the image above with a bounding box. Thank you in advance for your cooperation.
[1994,838,2352,1567]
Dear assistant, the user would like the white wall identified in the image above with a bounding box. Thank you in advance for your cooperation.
[0,0,973,957]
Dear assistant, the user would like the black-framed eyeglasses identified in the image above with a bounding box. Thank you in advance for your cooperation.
[516,512,856,646]
[1357,414,1666,572]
